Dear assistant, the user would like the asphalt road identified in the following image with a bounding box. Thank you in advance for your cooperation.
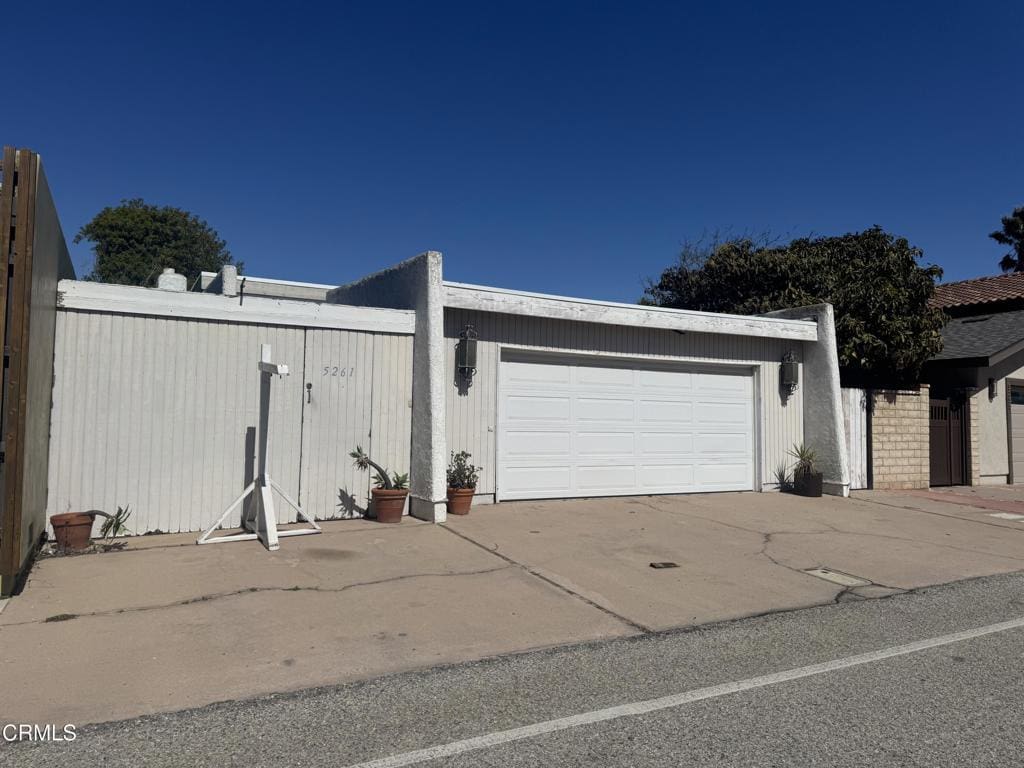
[5,571,1024,767]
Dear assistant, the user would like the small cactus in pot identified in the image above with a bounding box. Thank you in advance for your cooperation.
[350,446,409,523]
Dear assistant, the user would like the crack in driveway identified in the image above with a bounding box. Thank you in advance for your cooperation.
[755,532,906,599]
[0,566,513,629]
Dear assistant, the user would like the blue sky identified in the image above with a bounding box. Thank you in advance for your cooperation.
[8,1,1021,301]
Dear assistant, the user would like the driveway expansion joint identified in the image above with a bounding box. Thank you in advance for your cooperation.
[441,524,652,634]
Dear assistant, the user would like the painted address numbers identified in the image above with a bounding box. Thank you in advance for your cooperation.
[322,366,356,377]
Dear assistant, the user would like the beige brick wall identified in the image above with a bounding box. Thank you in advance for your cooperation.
[871,386,930,490]
[968,389,982,486]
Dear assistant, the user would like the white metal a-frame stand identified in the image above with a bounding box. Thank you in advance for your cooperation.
[197,344,321,550]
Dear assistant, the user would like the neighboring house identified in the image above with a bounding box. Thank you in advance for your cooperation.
[923,273,1024,486]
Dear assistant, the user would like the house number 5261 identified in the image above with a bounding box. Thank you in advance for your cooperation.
[322,366,355,377]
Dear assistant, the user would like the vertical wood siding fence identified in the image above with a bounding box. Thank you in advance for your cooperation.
[842,387,869,490]
[0,148,75,593]
[47,305,413,536]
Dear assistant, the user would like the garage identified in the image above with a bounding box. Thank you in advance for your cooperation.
[497,352,755,500]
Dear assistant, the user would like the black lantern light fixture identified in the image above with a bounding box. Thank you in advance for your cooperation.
[457,324,478,382]
[780,350,799,395]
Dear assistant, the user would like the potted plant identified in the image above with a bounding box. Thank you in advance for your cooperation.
[50,505,132,552]
[50,512,93,551]
[350,446,409,523]
[788,443,823,497]
[446,451,481,515]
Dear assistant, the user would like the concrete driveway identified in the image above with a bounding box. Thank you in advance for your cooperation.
[446,490,1024,631]
[2,490,1024,727]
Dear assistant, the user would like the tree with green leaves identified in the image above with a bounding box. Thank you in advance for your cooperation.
[75,198,240,287]
[990,206,1024,273]
[642,227,945,387]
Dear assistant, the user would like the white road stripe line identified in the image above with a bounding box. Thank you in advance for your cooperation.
[342,615,1024,768]
[988,512,1024,521]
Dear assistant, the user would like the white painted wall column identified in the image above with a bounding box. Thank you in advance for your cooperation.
[408,254,447,520]
[763,304,850,497]
[329,253,448,521]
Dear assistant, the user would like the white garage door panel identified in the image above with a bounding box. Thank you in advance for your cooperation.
[639,399,692,423]
[640,464,697,489]
[578,397,634,421]
[577,431,635,455]
[696,432,748,453]
[697,401,749,424]
[639,369,693,390]
[505,361,571,386]
[641,432,695,454]
[499,355,754,500]
[577,465,637,490]
[697,373,747,394]
[578,366,635,387]
[504,465,572,492]
[700,461,750,481]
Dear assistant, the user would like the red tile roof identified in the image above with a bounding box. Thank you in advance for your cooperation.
[931,272,1024,309]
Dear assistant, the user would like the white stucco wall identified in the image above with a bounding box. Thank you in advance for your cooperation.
[978,364,1024,484]
[329,253,448,521]
[762,304,849,496]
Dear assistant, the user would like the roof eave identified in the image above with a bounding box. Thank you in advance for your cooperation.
[442,282,818,341]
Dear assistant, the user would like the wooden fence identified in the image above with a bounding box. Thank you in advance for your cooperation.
[842,387,869,490]
[0,147,75,594]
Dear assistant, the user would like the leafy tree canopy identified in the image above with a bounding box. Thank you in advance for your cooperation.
[74,198,239,287]
[642,227,945,387]
[990,205,1024,273]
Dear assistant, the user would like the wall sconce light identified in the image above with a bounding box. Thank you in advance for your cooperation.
[457,324,478,382]
[780,351,799,395]
[989,377,997,399]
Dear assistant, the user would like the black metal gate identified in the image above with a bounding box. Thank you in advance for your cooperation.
[929,397,965,487]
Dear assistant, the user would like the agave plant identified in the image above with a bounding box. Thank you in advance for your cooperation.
[95,505,132,539]
[788,443,817,475]
[350,446,407,490]
[774,461,793,491]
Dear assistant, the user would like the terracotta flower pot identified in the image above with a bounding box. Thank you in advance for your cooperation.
[446,487,475,516]
[50,512,94,551]
[371,488,408,523]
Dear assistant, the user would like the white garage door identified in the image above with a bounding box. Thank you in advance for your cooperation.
[497,354,755,500]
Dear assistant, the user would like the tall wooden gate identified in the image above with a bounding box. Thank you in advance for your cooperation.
[929,397,966,487]
[842,388,869,490]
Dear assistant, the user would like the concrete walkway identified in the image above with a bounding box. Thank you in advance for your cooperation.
[2,491,1023,727]
[899,485,1024,517]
